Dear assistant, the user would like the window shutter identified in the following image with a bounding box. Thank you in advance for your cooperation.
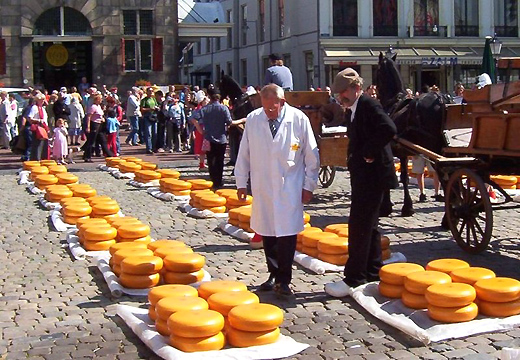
[121,38,126,72]
[152,37,163,71]
[0,38,6,75]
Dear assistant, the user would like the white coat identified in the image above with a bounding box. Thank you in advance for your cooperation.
[235,104,320,237]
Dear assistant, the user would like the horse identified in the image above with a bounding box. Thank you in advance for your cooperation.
[376,52,450,217]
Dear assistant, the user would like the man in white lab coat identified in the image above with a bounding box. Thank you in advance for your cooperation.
[235,84,320,296]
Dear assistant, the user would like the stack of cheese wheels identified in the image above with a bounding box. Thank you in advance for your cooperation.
[189,189,213,208]
[69,184,97,198]
[227,303,284,348]
[198,280,248,300]
[402,270,452,308]
[151,286,204,335]
[157,169,181,179]
[324,223,349,238]
[117,222,151,244]
[106,157,124,168]
[153,244,194,272]
[381,235,391,261]
[107,216,142,231]
[237,206,253,232]
[216,188,238,199]
[109,239,148,257]
[111,247,154,277]
[302,231,338,258]
[60,196,88,209]
[168,309,225,352]
[23,161,41,171]
[47,165,67,175]
[119,254,163,289]
[134,170,161,184]
[199,193,227,213]
[30,166,49,181]
[140,162,158,171]
[490,175,517,190]
[474,277,520,317]
[90,198,121,220]
[81,221,118,251]
[163,253,206,285]
[379,263,425,302]
[426,258,470,274]
[317,235,349,265]
[159,178,192,196]
[450,267,496,285]
[228,205,251,228]
[44,185,73,203]
[425,282,478,322]
[208,290,259,333]
[61,201,92,224]
[119,161,142,174]
[34,174,58,190]
[226,193,253,212]
[296,227,322,253]
[303,212,311,228]
[76,217,109,245]
[187,179,213,191]
[105,156,119,166]
[40,160,58,167]
[56,173,79,185]
[147,239,187,253]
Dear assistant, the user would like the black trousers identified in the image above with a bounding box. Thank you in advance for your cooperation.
[262,234,297,286]
[343,174,384,287]
[85,122,113,160]
[206,142,226,188]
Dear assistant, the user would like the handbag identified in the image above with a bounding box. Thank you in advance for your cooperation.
[201,138,211,152]
[30,123,49,140]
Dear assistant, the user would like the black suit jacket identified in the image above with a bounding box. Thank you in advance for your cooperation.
[347,94,398,190]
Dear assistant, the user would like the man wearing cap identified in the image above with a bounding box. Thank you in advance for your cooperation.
[264,54,293,91]
[324,68,398,298]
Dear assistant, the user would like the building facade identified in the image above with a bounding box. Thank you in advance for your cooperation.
[188,0,520,93]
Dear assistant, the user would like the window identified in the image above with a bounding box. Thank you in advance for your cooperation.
[227,10,233,48]
[215,37,221,51]
[241,59,247,87]
[34,6,92,36]
[333,0,357,36]
[123,10,153,35]
[373,0,398,36]
[124,40,154,72]
[278,0,285,38]
[241,5,248,46]
[259,0,266,42]
[227,62,232,77]
[140,39,152,71]
[305,52,314,89]
[122,9,160,72]
[414,0,440,36]
[455,0,479,36]
[495,0,518,37]
[124,40,136,71]
[206,38,211,54]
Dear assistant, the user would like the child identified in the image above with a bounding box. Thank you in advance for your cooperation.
[105,109,119,156]
[52,118,68,164]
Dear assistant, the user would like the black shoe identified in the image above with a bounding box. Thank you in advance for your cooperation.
[274,283,293,296]
[418,193,427,202]
[367,274,380,282]
[258,276,276,291]
[85,159,93,163]
[146,150,153,155]
[225,161,235,166]
[432,194,445,202]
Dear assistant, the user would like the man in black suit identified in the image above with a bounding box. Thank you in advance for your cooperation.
[325,68,398,297]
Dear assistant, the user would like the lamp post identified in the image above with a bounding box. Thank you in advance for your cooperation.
[386,45,396,59]
[490,33,502,83]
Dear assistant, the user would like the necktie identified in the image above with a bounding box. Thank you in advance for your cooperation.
[268,119,279,138]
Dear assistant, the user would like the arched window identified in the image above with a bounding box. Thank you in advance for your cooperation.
[34,7,92,36]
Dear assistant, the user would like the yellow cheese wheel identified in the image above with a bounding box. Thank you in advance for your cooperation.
[427,302,478,323]
[190,189,213,200]
[83,239,116,251]
[379,263,426,285]
[324,224,348,234]
[426,259,470,274]
[76,217,108,229]
[82,226,117,242]
[160,179,192,190]
[226,194,253,206]
[23,161,41,171]
[157,169,181,179]
[237,208,252,223]
[63,215,89,225]
[226,326,280,347]
[40,160,58,166]
[336,228,349,238]
[169,332,225,352]
[297,227,322,242]
[477,298,520,317]
[147,239,186,252]
[228,303,283,332]
[171,190,190,196]
[216,188,237,198]
[112,248,154,266]
[91,213,121,221]
[187,179,213,190]
[119,272,160,289]
[47,165,67,175]
[154,246,193,259]
[296,243,303,252]
[317,252,348,265]
[148,284,199,306]
[35,174,58,185]
[425,283,476,307]
[490,175,517,186]
[91,202,120,216]
[303,212,310,224]
[474,277,520,303]
[401,290,428,309]
[404,271,452,295]
[155,318,170,336]
[86,195,112,204]
[203,205,227,213]
[163,253,205,273]
[302,232,338,248]
[228,218,240,227]
[198,280,248,300]
[317,237,348,255]
[78,224,113,240]
[238,222,252,231]
[117,223,150,239]
[378,282,404,298]
[381,235,390,249]
[148,305,157,321]
[156,296,209,321]
[72,187,97,198]
[228,205,251,220]
[200,196,227,207]
[112,263,121,277]
[163,269,205,285]
[60,197,88,206]
[120,255,163,275]
[110,218,143,229]
[109,241,148,256]
[56,173,79,184]
[31,167,50,180]
[168,309,224,337]
[302,246,320,258]
[45,192,73,203]
[207,291,260,316]
[116,235,151,244]
[450,267,496,285]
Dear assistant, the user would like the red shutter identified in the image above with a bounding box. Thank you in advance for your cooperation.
[0,39,6,75]
[121,38,126,72]
[152,37,163,71]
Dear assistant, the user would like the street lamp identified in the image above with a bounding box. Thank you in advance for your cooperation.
[490,34,502,82]
[386,45,396,59]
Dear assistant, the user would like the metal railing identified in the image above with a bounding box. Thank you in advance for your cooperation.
[333,25,358,36]
[373,25,398,37]
[454,25,479,37]
[412,25,448,37]
[495,26,518,37]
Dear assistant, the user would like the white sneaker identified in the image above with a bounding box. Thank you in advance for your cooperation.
[325,280,353,298]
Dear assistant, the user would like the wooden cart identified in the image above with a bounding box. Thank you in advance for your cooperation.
[285,91,349,187]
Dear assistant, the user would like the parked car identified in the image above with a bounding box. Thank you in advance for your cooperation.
[0,87,30,117]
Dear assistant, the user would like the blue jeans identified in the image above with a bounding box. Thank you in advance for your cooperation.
[115,128,121,154]
[138,117,145,144]
[125,116,139,145]
[143,116,157,152]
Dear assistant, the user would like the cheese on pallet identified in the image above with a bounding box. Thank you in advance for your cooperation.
[474,277,520,303]
[324,224,348,235]
[237,207,252,223]
[187,179,213,190]
[47,165,67,175]
[297,227,322,243]
[378,281,404,299]
[116,235,151,244]
[207,291,259,316]
[404,270,452,295]
[23,161,41,171]
[30,166,50,180]
[163,269,205,285]
[200,195,226,208]
[156,296,209,321]
[117,223,150,240]
[148,284,199,306]
[216,188,237,198]
[226,194,253,207]
[450,267,496,285]
[40,160,58,167]
[56,173,79,185]
[425,283,476,307]
[168,309,224,338]
[112,248,154,266]
[156,169,181,179]
[317,252,348,266]
[82,226,117,241]
[45,188,73,202]
[120,255,163,275]
[477,298,520,317]
[163,253,205,273]
[135,170,161,183]
[62,215,89,225]
[154,246,193,259]
[427,302,478,323]
[425,259,470,274]
[490,175,517,187]
[62,203,92,217]
[147,239,186,252]
[72,186,97,198]
[401,290,429,309]
[159,178,192,191]
[109,241,148,256]
[317,236,348,255]
[76,217,108,229]
[83,239,116,251]
[60,197,88,207]
[169,331,225,352]
[379,263,425,285]
[35,174,59,189]
[86,195,113,205]
[198,280,248,300]
[140,162,158,171]
[302,231,338,248]
[119,272,160,289]
[228,303,283,332]
[91,202,120,217]
[226,326,280,348]
[109,218,143,229]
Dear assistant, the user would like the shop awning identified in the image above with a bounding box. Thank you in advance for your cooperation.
[323,46,520,66]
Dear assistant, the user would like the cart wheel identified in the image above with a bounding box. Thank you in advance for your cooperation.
[445,168,493,254]
[319,166,336,188]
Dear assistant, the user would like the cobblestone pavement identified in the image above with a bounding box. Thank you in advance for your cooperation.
[1,155,520,360]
